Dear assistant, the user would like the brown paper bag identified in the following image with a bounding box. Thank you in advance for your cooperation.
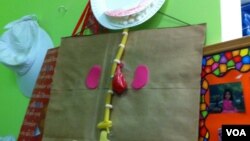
[43,25,206,141]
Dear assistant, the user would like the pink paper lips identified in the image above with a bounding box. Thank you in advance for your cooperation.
[105,0,153,17]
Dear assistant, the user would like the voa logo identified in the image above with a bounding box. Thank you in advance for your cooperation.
[226,129,247,136]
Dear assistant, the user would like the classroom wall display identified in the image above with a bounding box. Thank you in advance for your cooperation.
[0,0,221,137]
[200,36,250,141]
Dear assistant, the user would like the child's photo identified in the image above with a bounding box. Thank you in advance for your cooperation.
[208,82,245,113]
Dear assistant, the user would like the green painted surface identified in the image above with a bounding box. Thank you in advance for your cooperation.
[0,0,221,137]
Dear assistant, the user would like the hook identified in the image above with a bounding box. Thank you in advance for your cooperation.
[58,5,68,15]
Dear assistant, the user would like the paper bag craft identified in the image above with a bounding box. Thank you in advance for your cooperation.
[43,24,206,141]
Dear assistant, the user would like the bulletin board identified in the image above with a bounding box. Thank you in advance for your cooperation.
[0,0,222,137]
[199,36,250,141]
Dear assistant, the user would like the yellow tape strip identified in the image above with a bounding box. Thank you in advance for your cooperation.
[98,29,129,141]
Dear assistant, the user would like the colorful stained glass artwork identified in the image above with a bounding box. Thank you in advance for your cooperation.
[240,48,248,57]
[200,120,205,127]
[212,63,219,71]
[213,68,220,76]
[205,66,212,73]
[236,62,243,70]
[206,56,211,60]
[241,64,250,72]
[232,50,240,56]
[213,54,220,62]
[242,56,250,64]
[202,58,206,66]
[205,132,209,139]
[227,60,235,68]
[201,71,206,77]
[200,103,206,111]
[207,58,214,66]
[200,126,207,137]
[200,47,250,141]
[225,52,233,60]
[201,88,206,95]
[200,113,203,119]
[201,111,208,118]
[199,137,209,141]
[199,137,204,141]
[233,56,241,63]
[201,95,205,103]
[220,56,227,64]
[202,80,208,89]
[219,64,227,73]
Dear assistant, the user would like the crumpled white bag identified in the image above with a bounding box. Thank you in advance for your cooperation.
[0,15,53,97]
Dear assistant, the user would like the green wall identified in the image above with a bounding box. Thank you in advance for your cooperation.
[0,0,221,138]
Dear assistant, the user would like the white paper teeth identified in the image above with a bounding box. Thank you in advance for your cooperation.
[150,0,155,7]
[131,13,137,17]
[92,0,165,29]
[136,15,143,21]
[106,0,156,27]
[122,21,128,25]
[128,18,135,24]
